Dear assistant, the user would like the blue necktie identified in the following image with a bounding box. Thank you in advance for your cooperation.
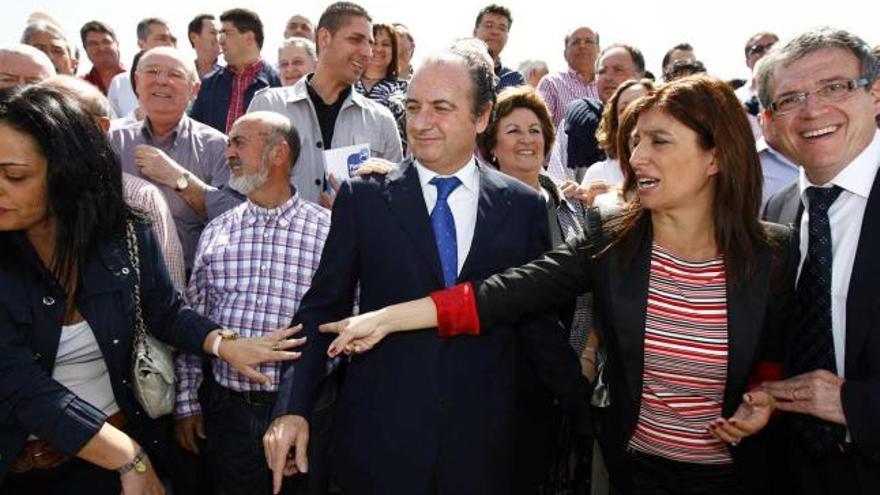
[429,176,462,288]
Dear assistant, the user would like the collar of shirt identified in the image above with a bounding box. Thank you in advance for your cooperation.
[414,157,479,196]
[798,130,880,201]
[228,59,264,78]
[757,137,799,170]
[139,115,189,148]
[566,67,595,86]
[284,73,369,110]
[243,193,301,227]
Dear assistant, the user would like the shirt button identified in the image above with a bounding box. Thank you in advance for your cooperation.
[113,339,120,345]
[121,378,128,385]
[42,296,55,306]
[314,179,322,186]
[261,265,267,271]
[121,267,130,275]
[264,232,270,239]
[316,141,323,149]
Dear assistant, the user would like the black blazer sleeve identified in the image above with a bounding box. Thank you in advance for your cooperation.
[474,231,597,329]
[273,180,360,420]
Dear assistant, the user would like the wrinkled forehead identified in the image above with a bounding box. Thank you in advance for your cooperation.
[770,47,861,95]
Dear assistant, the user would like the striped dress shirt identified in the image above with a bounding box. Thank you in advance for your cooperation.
[537,68,599,128]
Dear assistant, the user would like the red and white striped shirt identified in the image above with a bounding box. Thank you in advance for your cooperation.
[628,244,732,464]
[225,59,264,133]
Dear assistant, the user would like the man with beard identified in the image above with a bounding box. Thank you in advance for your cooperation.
[247,2,402,207]
[176,111,330,495]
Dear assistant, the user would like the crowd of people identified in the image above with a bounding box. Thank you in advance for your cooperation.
[1,2,879,495]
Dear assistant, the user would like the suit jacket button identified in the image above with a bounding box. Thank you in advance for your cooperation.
[33,353,42,361]
[121,267,130,275]
[42,296,55,306]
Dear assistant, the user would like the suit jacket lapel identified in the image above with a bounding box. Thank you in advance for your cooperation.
[383,160,445,287]
[723,249,770,416]
[845,168,880,377]
[610,217,652,404]
[459,164,510,281]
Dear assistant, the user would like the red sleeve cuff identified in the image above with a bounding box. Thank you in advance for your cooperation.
[747,362,782,391]
[430,282,481,338]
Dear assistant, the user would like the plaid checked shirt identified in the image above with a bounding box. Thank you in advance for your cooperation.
[174,193,330,417]
[224,59,264,134]
[536,68,599,129]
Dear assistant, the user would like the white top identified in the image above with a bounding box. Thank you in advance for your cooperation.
[797,130,880,376]
[107,72,139,119]
[581,157,625,186]
[52,320,120,416]
[546,120,575,182]
[415,158,479,275]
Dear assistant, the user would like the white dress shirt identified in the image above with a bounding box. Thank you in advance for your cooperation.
[107,71,139,119]
[414,158,479,276]
[797,130,880,376]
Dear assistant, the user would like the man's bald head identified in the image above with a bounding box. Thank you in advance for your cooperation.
[0,44,55,89]
[40,74,111,131]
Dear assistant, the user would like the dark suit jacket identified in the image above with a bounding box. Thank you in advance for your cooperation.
[764,178,880,466]
[473,213,798,494]
[0,224,216,483]
[564,97,605,170]
[273,160,588,495]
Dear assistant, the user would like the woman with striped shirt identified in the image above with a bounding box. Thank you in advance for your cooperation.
[355,23,408,154]
[319,75,797,495]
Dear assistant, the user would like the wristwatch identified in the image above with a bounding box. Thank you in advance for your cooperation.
[116,448,148,475]
[211,329,239,357]
[174,172,190,191]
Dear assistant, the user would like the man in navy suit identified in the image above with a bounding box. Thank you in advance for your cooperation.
[262,47,587,494]
[759,27,880,494]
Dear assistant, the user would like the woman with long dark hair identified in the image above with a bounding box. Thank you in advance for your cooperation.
[317,76,797,495]
[355,23,408,153]
[0,86,302,494]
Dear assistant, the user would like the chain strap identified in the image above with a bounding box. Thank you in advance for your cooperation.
[124,220,150,355]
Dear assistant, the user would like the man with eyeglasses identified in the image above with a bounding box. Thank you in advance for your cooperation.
[472,4,524,92]
[759,27,880,495]
[737,31,779,137]
[537,26,600,128]
[0,44,54,90]
[110,47,239,276]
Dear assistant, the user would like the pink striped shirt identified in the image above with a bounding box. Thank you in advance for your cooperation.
[628,244,732,464]
[536,68,599,128]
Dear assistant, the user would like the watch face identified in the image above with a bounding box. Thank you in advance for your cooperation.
[134,460,147,474]
[176,175,188,190]
[220,330,239,340]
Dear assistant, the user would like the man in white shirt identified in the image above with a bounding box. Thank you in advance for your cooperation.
[760,27,880,495]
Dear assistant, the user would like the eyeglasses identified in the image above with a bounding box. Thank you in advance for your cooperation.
[138,67,189,83]
[769,77,870,116]
[747,42,775,58]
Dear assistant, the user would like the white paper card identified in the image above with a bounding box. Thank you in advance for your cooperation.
[323,143,371,184]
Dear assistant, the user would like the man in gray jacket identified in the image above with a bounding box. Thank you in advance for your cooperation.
[247,2,402,207]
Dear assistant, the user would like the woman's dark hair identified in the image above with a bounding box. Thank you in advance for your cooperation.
[613,75,766,282]
[595,78,654,159]
[478,85,555,164]
[374,23,400,79]
[0,85,131,286]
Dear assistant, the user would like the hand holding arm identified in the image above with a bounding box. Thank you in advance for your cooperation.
[762,370,847,425]
[134,144,212,217]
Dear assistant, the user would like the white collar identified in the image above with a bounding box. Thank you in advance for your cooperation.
[799,130,880,200]
[414,157,479,195]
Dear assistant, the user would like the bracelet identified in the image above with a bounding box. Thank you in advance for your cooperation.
[116,448,147,475]
[211,333,223,357]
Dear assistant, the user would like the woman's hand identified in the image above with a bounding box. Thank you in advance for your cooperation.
[320,311,391,357]
[119,454,164,495]
[708,390,776,446]
[215,326,306,385]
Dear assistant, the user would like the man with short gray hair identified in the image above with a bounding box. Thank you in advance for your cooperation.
[264,46,586,494]
[760,27,880,494]
[107,17,176,118]
[0,44,54,89]
[21,22,79,75]
[110,47,239,273]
